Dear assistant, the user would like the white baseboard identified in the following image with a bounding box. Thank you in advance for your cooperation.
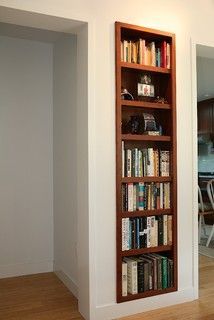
[94,287,196,320]
[0,260,53,278]
[54,267,78,298]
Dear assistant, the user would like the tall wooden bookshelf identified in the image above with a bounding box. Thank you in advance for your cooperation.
[115,22,177,303]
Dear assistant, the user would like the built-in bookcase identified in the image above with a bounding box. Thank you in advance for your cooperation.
[115,22,177,303]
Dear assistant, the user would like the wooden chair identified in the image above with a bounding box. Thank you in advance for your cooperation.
[198,185,214,245]
[206,179,214,247]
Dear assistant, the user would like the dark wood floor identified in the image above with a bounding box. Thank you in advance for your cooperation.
[0,255,213,320]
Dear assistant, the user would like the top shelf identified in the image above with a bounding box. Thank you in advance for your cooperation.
[117,21,175,39]
[120,62,171,74]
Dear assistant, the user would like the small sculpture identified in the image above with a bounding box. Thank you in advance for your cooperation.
[121,88,134,100]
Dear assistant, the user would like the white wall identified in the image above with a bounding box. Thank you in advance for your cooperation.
[1,1,214,319]
[53,34,78,296]
[0,35,53,277]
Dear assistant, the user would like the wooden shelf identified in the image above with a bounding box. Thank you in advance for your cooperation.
[118,286,177,303]
[121,245,172,257]
[121,209,172,217]
[121,99,171,110]
[122,134,171,141]
[122,176,171,183]
[115,21,177,303]
[120,61,171,74]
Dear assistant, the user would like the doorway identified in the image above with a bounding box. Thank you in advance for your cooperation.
[194,43,214,299]
[0,9,89,319]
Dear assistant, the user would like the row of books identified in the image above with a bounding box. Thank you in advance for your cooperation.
[122,144,170,177]
[122,253,173,296]
[120,39,171,69]
[122,215,172,251]
[122,182,170,212]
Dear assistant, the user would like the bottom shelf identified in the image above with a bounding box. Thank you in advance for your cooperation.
[117,286,177,303]
[118,252,175,303]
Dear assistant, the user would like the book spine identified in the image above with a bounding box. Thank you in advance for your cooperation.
[133,184,137,211]
[150,216,156,247]
[130,218,136,249]
[146,216,151,248]
[166,43,171,69]
[138,182,145,210]
[160,150,170,176]
[122,261,128,296]
[148,261,153,290]
[121,41,124,62]
[160,183,163,209]
[126,149,132,177]
[156,182,160,209]
[164,182,170,209]
[136,217,140,249]
[123,40,128,62]
[122,141,125,178]
[150,41,156,67]
[143,261,149,291]
[128,183,134,211]
[157,257,162,289]
[152,257,158,290]
[125,218,130,250]
[162,257,168,289]
[167,215,172,245]
[161,41,167,68]
[147,148,154,176]
[138,150,143,177]
[131,261,138,294]
[163,215,168,245]
[137,261,145,293]
[157,216,163,245]
[168,259,174,288]
[122,218,126,251]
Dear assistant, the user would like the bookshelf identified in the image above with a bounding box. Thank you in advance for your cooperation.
[115,22,177,303]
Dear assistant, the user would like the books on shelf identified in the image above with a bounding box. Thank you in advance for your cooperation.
[122,253,173,296]
[122,215,172,251]
[121,39,171,69]
[121,144,170,178]
[116,23,177,303]
[122,182,171,212]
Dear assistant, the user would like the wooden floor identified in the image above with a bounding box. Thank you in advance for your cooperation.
[0,272,84,320]
[0,255,213,320]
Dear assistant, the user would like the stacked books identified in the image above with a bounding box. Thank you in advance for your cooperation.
[122,253,173,296]
[122,182,170,212]
[122,144,170,178]
[121,39,170,69]
[122,215,172,251]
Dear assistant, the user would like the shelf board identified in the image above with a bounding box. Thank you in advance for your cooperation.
[122,176,171,183]
[121,245,172,257]
[121,209,172,217]
[120,61,171,74]
[117,286,176,303]
[121,100,171,110]
[122,134,171,141]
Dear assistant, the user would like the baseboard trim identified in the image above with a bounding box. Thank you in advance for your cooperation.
[0,261,53,279]
[54,269,78,298]
[94,287,196,320]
